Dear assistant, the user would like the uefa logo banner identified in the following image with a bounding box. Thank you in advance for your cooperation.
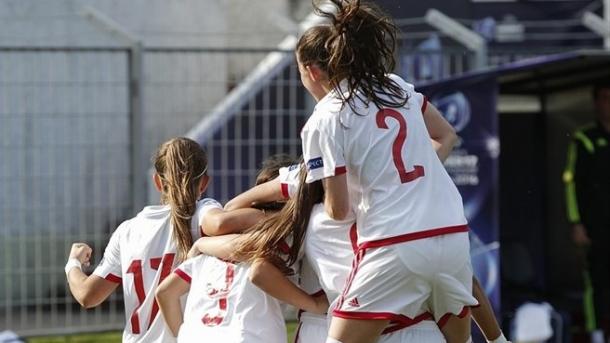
[422,76,501,312]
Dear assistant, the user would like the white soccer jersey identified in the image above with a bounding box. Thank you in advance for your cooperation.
[278,164,301,199]
[174,255,287,343]
[280,166,355,305]
[93,198,222,343]
[301,74,468,243]
[304,204,355,305]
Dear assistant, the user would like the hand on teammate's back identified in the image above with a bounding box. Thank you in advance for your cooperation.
[313,293,330,315]
[187,243,203,259]
[69,243,92,267]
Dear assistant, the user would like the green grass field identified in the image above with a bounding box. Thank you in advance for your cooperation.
[28,322,299,342]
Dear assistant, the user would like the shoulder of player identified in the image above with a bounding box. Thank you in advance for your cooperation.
[387,73,413,90]
[302,108,342,135]
[115,217,134,235]
[196,197,222,210]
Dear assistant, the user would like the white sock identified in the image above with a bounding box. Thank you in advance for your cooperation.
[464,338,472,343]
[488,332,509,343]
[325,338,344,343]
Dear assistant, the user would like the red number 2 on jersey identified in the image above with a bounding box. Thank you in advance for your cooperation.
[376,108,425,183]
[126,253,175,334]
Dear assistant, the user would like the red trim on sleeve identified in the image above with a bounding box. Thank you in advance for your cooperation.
[281,183,289,199]
[104,273,122,283]
[335,166,347,175]
[174,269,192,284]
[421,96,429,113]
[278,240,291,254]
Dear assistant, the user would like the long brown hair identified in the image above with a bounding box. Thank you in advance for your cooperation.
[232,167,324,273]
[153,137,208,262]
[296,0,407,112]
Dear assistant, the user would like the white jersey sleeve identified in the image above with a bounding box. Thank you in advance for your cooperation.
[278,164,302,199]
[301,110,346,183]
[174,256,196,284]
[92,221,127,283]
[192,198,223,237]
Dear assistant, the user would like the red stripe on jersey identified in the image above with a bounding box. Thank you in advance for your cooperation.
[281,183,289,199]
[333,309,433,331]
[358,224,469,250]
[174,269,192,284]
[349,224,358,254]
[421,96,429,113]
[437,306,471,328]
[104,273,122,283]
[335,166,347,175]
[335,248,366,310]
[382,313,434,334]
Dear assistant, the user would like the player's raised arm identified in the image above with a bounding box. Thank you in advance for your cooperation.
[65,243,118,308]
[224,177,285,211]
[189,234,244,260]
[423,101,459,162]
[201,207,266,236]
[322,174,350,221]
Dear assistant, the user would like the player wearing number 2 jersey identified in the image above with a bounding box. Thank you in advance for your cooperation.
[296,2,477,343]
[65,137,266,343]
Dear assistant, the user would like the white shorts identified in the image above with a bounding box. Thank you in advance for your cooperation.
[333,230,478,327]
[294,314,328,343]
[380,320,446,343]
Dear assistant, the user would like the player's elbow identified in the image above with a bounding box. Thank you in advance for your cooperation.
[325,202,349,221]
[202,216,230,236]
[155,282,169,303]
[446,128,458,148]
[76,292,100,309]
[248,259,267,286]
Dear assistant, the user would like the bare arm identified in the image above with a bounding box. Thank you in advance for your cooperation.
[188,234,245,261]
[202,208,265,236]
[322,173,350,220]
[249,258,328,314]
[423,102,458,162]
[224,177,285,211]
[66,243,118,308]
[156,273,190,337]
[471,277,504,341]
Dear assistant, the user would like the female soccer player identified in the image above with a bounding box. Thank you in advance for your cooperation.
[64,137,264,343]
[222,158,507,342]
[295,2,478,342]
[154,155,328,342]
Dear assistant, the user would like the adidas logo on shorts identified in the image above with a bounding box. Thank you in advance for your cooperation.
[348,298,360,307]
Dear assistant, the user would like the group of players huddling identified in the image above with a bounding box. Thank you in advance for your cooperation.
[64,1,512,342]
